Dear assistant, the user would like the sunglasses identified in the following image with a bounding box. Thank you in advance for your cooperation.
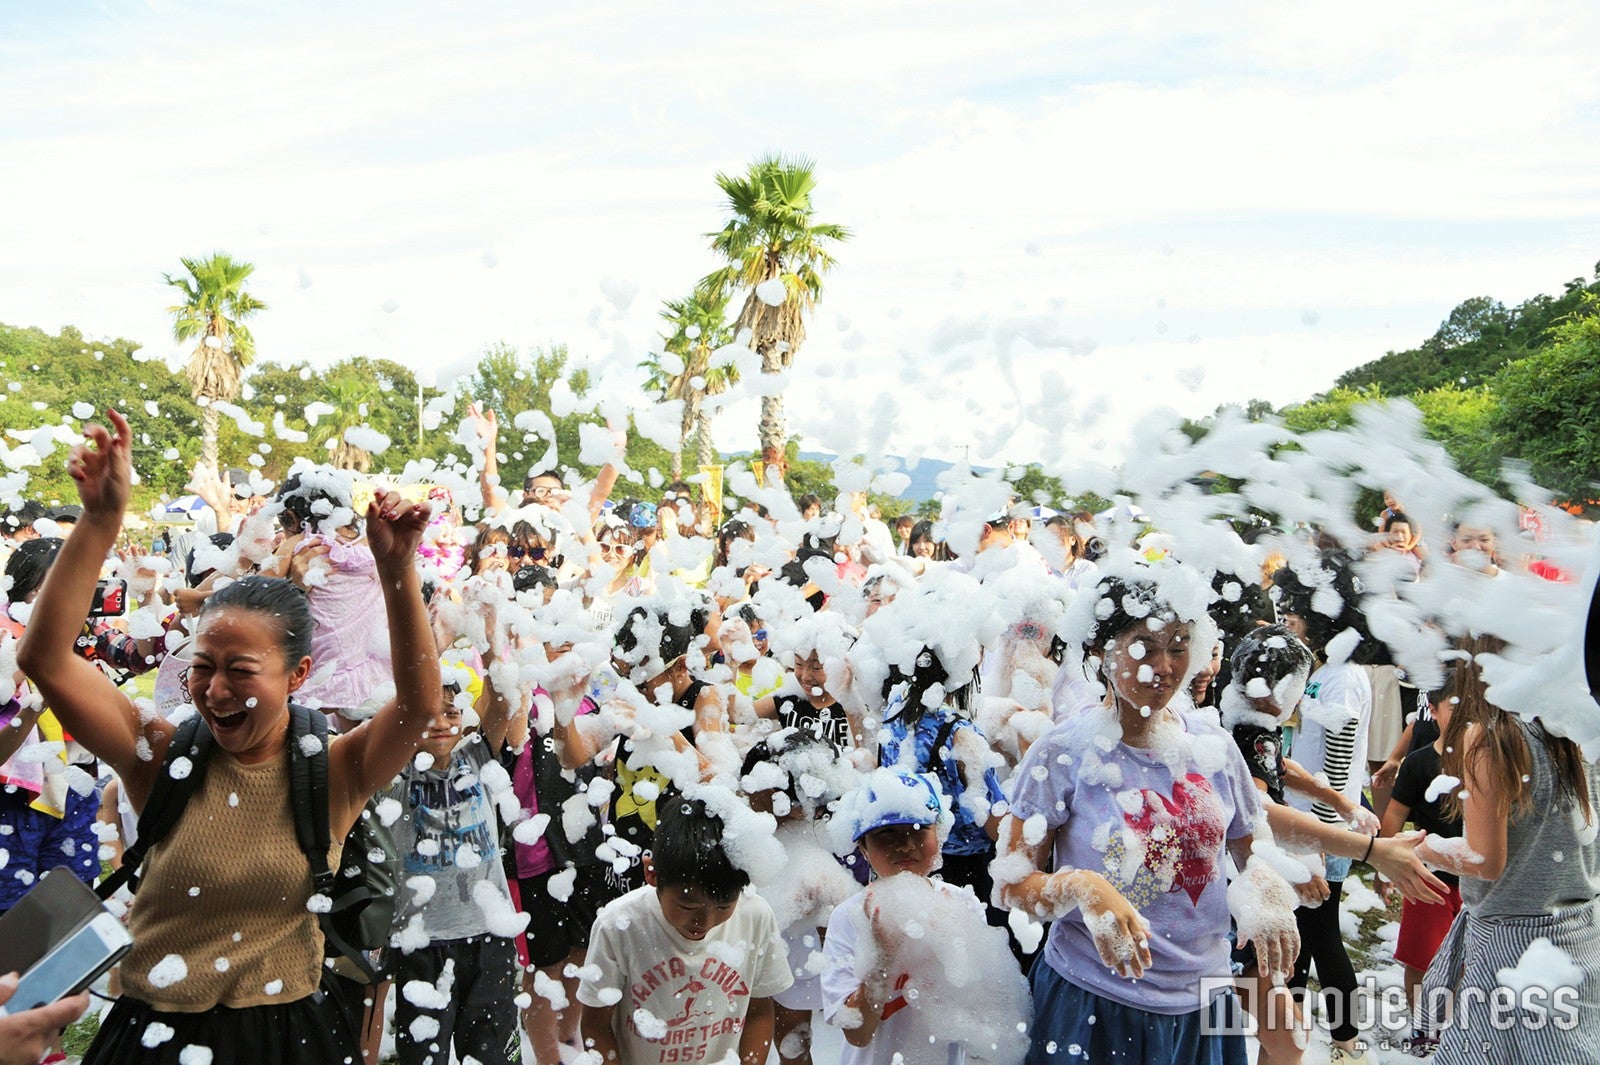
[507,544,547,562]
[599,542,629,557]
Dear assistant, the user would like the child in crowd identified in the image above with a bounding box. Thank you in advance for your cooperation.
[384,655,525,1065]
[1379,676,1462,1057]
[822,770,962,1063]
[578,796,792,1065]
[822,769,1008,1065]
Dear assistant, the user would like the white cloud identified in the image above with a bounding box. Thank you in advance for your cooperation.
[1,0,1597,467]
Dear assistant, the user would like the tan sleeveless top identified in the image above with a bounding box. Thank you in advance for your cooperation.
[122,748,342,1011]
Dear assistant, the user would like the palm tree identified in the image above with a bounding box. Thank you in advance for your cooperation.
[321,374,385,472]
[643,286,737,479]
[164,252,266,472]
[701,154,849,478]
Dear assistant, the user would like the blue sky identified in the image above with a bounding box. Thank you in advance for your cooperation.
[3,0,1599,472]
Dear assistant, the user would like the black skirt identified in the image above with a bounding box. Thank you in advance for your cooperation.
[83,977,359,1065]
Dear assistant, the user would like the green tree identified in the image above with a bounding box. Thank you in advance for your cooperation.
[1410,384,1499,487]
[702,155,850,474]
[1279,385,1383,434]
[1490,303,1600,504]
[320,372,385,471]
[646,286,744,478]
[1336,266,1600,395]
[164,252,266,472]
[0,323,202,506]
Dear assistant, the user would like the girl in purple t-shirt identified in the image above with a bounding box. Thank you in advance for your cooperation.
[995,568,1301,1065]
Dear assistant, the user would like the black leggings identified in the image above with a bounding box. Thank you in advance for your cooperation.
[1290,879,1360,1043]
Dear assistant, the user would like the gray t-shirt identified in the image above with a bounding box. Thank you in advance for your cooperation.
[386,735,511,941]
[1461,718,1600,919]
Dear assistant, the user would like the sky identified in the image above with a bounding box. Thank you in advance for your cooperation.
[3,0,1599,475]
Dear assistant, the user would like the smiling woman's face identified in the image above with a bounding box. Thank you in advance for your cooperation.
[187,608,309,763]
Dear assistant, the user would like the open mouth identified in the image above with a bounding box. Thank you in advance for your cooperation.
[212,710,247,734]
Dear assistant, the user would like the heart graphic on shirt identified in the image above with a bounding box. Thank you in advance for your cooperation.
[1120,772,1226,905]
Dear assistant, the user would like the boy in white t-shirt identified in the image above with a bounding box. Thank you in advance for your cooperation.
[821,771,977,1065]
[578,797,792,1065]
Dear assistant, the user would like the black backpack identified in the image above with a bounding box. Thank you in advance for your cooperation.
[98,705,401,982]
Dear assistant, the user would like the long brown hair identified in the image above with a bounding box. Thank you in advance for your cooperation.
[1440,634,1593,823]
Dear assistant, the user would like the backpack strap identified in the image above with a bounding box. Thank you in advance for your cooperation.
[97,714,213,901]
[286,704,381,982]
[287,704,333,893]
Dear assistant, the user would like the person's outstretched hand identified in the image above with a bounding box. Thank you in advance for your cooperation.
[367,489,431,569]
[0,972,89,1065]
[67,408,132,520]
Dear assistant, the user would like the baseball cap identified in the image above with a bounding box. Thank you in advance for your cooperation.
[840,769,947,842]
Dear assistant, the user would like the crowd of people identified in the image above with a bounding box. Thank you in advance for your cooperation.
[1,405,1597,1065]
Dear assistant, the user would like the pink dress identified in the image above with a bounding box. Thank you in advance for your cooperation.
[296,537,392,712]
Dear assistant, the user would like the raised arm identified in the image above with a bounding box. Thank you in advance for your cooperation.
[16,410,174,803]
[470,405,510,514]
[328,490,441,833]
[474,608,515,757]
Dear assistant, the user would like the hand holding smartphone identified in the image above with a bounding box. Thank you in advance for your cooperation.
[0,869,133,1017]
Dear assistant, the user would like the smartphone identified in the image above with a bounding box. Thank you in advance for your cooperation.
[89,578,127,618]
[0,911,130,1015]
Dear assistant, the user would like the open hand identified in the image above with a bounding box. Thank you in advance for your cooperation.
[367,489,432,568]
[468,403,498,450]
[67,408,132,520]
[1376,831,1448,904]
[1076,873,1152,979]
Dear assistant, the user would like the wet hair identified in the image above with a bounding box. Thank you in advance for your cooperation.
[1,501,46,536]
[881,645,976,717]
[1268,555,1382,661]
[1440,634,1592,824]
[466,524,513,575]
[714,519,754,569]
[523,467,564,491]
[3,537,63,604]
[615,604,709,670]
[1381,509,1415,533]
[276,468,354,535]
[1228,624,1315,694]
[185,533,236,588]
[1082,574,1184,658]
[200,575,314,667]
[650,797,749,903]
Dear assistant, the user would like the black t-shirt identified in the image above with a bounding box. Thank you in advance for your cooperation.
[1390,743,1461,887]
[1408,698,1440,754]
[1232,723,1286,805]
[774,694,852,756]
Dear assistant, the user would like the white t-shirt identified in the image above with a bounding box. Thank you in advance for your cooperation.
[578,886,793,1065]
[820,881,980,1065]
[1287,660,1373,823]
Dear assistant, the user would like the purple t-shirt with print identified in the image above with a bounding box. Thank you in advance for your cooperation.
[1008,706,1265,1015]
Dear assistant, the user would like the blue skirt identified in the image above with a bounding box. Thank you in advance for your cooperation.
[1026,961,1249,1065]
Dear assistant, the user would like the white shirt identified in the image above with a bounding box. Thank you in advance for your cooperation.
[821,881,981,1065]
[578,886,792,1065]
[1287,660,1373,822]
